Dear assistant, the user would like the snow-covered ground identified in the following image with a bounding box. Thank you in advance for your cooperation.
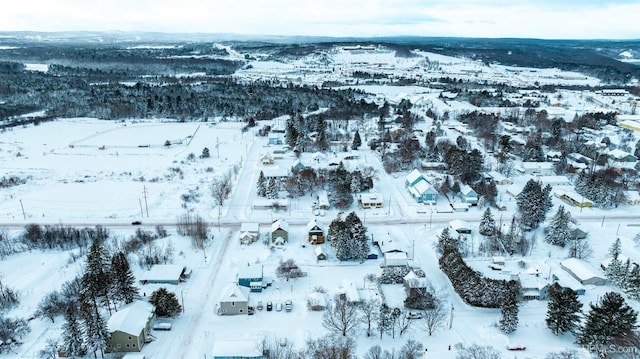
[1,114,639,359]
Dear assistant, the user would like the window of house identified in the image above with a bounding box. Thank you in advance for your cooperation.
[126,344,130,348]
[232,301,235,306]
[116,344,121,349]
[133,344,136,348]
[128,336,132,340]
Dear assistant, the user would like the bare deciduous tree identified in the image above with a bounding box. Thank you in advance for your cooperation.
[424,299,448,336]
[359,298,380,337]
[276,259,303,282]
[322,295,360,337]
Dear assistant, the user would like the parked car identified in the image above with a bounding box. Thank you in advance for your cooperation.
[275,302,283,311]
[153,322,172,331]
[285,300,292,312]
[257,301,264,311]
[406,311,423,320]
[507,344,526,351]
[248,306,255,315]
[131,221,142,225]
[266,301,273,311]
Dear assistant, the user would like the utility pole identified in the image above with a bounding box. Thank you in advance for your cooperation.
[143,186,149,217]
[216,137,220,159]
[19,200,26,220]
[139,199,144,218]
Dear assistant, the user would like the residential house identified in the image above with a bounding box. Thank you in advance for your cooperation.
[219,283,250,315]
[105,301,155,353]
[560,258,606,286]
[359,192,384,209]
[521,162,556,176]
[536,175,571,187]
[263,167,289,181]
[608,149,637,163]
[239,223,260,245]
[212,339,264,359]
[403,270,429,294]
[306,218,325,244]
[339,279,361,303]
[459,185,478,205]
[405,169,438,204]
[519,273,550,300]
[308,291,327,311]
[237,265,264,292]
[268,133,283,145]
[487,171,513,185]
[316,190,330,210]
[140,264,187,285]
[270,219,289,245]
[376,234,409,267]
[259,153,275,165]
[546,150,562,162]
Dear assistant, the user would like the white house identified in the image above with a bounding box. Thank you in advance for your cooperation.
[239,223,260,245]
[359,192,384,209]
[521,162,556,176]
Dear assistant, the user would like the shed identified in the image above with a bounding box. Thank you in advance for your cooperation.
[315,246,327,260]
[316,190,330,210]
[560,258,606,286]
[219,284,250,315]
[140,264,186,285]
[105,301,154,353]
[308,292,327,311]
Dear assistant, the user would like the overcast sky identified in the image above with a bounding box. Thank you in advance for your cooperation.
[1,0,639,39]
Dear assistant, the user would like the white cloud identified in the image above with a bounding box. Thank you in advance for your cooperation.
[0,0,638,39]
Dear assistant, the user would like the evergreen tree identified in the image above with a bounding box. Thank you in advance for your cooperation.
[256,171,267,197]
[78,295,108,358]
[606,256,626,287]
[625,264,640,300]
[345,211,369,262]
[545,283,582,335]
[479,208,495,236]
[351,130,362,150]
[110,252,138,306]
[61,307,85,357]
[285,117,298,148]
[436,227,458,255]
[201,147,210,158]
[149,287,182,317]
[544,206,573,247]
[609,238,622,258]
[577,292,638,356]
[266,178,278,199]
[82,233,113,314]
[498,280,520,334]
[517,179,550,231]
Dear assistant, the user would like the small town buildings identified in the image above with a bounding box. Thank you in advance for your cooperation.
[105,301,155,353]
[546,150,562,162]
[219,283,250,315]
[553,187,593,208]
[521,162,556,176]
[339,279,361,303]
[262,167,289,181]
[316,190,330,210]
[403,270,429,293]
[239,223,260,245]
[268,133,284,145]
[536,175,571,187]
[608,149,637,163]
[270,219,289,245]
[459,185,478,205]
[306,218,325,244]
[405,169,438,204]
[560,258,606,286]
[359,192,384,209]
[212,339,264,359]
[237,265,264,292]
[259,153,275,165]
[140,264,187,285]
[308,291,327,311]
[487,171,513,185]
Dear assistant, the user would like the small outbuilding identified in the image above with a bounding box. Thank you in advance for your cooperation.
[315,246,327,261]
[140,264,187,285]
